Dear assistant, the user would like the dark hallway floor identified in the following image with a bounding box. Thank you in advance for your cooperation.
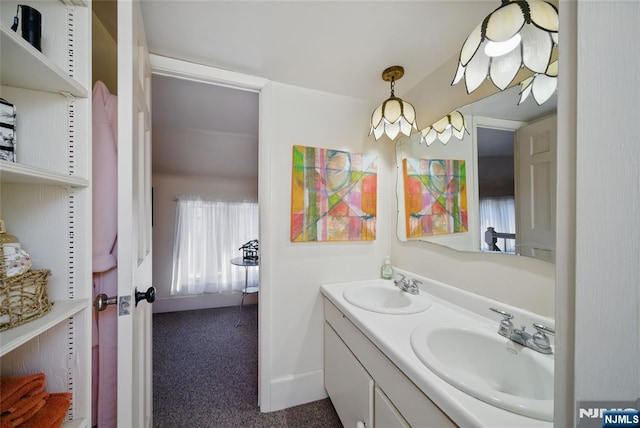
[153,304,342,427]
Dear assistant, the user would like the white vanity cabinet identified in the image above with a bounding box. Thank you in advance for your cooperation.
[0,1,92,426]
[324,298,456,428]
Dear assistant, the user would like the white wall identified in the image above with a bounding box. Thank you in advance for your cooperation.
[574,0,640,408]
[555,2,639,425]
[259,82,395,411]
[391,240,555,316]
[151,173,258,312]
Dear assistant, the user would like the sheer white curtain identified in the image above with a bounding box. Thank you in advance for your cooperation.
[479,196,516,253]
[171,197,259,295]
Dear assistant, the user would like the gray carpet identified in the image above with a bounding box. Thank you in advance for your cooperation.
[153,304,342,427]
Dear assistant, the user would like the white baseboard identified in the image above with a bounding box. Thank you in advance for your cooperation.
[152,292,258,313]
[268,369,328,412]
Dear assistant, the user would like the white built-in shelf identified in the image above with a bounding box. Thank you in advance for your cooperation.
[0,161,89,187]
[0,24,88,98]
[63,417,89,428]
[0,299,88,357]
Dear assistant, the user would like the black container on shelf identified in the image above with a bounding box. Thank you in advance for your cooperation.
[11,4,42,52]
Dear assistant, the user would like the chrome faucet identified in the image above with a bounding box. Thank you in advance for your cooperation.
[393,274,421,295]
[489,308,555,354]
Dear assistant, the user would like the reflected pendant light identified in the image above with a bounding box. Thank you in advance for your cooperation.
[369,66,418,141]
[420,110,469,146]
[452,0,559,94]
[518,59,558,105]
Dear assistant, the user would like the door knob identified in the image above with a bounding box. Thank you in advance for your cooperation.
[94,294,117,312]
[135,286,156,307]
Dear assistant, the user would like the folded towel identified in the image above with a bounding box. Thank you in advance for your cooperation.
[0,374,45,414]
[0,390,48,428]
[19,393,72,428]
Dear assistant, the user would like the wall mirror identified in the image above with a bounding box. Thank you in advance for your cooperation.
[396,85,557,263]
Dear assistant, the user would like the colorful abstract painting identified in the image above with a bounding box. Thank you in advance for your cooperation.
[403,157,468,238]
[291,145,377,242]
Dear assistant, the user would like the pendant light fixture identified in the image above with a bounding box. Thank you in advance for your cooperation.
[518,59,558,105]
[420,110,469,146]
[369,66,418,141]
[452,0,559,94]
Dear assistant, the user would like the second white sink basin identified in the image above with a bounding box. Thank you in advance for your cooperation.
[343,280,432,315]
[410,323,554,421]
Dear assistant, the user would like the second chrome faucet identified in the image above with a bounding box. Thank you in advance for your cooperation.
[490,307,555,354]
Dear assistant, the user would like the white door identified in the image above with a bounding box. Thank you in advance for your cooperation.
[515,115,557,262]
[117,0,154,426]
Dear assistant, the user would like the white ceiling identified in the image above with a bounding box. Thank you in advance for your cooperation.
[151,75,259,178]
[139,1,526,178]
[141,1,498,103]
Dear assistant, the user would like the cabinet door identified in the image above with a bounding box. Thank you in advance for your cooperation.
[375,386,410,428]
[325,323,374,428]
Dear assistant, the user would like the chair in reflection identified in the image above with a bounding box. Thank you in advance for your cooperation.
[484,227,516,252]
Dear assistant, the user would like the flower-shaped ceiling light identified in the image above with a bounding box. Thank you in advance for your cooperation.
[369,66,418,141]
[420,110,469,146]
[518,59,558,105]
[452,0,559,94]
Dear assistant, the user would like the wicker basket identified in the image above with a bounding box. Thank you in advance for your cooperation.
[0,245,52,332]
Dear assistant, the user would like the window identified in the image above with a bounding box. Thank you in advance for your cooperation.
[171,198,258,295]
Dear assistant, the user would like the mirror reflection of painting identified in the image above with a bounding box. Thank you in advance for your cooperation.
[402,157,468,239]
[0,99,16,162]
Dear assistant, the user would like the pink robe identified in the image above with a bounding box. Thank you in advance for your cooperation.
[91,80,118,428]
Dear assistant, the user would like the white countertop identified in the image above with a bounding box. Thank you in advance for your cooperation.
[320,272,554,428]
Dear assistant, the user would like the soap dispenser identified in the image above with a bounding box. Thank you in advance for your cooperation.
[381,256,393,280]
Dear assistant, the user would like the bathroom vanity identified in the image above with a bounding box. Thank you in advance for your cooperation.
[321,271,554,427]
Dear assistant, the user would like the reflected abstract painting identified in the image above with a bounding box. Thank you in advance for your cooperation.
[291,145,377,242]
[403,157,468,238]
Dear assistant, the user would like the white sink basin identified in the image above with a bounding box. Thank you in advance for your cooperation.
[343,280,432,315]
[410,324,554,421]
